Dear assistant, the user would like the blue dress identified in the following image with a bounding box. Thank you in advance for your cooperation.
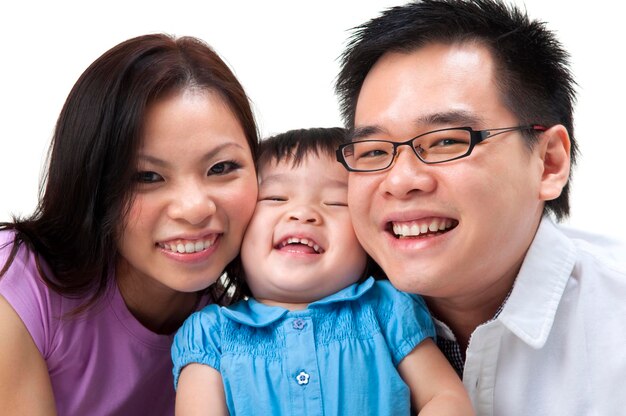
[172,277,435,415]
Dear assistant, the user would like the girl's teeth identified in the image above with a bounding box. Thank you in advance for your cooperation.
[280,237,323,253]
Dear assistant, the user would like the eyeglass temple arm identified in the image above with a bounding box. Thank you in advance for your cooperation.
[481,124,547,140]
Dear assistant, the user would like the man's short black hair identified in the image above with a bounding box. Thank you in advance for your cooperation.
[336,0,578,220]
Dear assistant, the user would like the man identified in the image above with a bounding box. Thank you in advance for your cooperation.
[334,0,626,414]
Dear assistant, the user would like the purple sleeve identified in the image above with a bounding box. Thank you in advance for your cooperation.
[0,233,58,358]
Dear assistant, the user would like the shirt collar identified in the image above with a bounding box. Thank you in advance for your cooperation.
[222,277,376,327]
[497,216,577,348]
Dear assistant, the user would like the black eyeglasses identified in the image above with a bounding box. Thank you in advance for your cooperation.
[336,124,546,172]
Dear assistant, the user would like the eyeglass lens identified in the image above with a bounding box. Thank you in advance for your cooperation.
[342,129,472,170]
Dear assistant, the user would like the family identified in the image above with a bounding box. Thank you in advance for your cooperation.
[1,0,624,415]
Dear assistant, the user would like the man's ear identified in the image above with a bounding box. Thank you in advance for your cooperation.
[538,124,571,201]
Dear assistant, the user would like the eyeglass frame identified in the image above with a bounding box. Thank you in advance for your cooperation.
[336,124,547,172]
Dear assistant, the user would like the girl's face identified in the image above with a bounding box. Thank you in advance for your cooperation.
[116,89,257,296]
[241,154,367,309]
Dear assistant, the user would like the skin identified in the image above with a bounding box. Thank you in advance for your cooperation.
[241,154,367,309]
[0,88,257,414]
[176,153,474,415]
[348,42,571,350]
[116,89,258,334]
[0,296,56,415]
[399,338,474,415]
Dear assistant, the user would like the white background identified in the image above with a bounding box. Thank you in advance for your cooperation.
[1,1,624,240]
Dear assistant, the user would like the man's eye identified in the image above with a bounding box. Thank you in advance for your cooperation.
[426,132,471,148]
[209,161,241,176]
[432,138,465,147]
[356,148,389,160]
[134,171,163,183]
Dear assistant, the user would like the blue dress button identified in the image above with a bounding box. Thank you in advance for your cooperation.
[296,371,310,385]
[292,318,306,330]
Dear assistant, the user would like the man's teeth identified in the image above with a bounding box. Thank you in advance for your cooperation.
[393,218,455,238]
[279,237,323,253]
[158,238,215,254]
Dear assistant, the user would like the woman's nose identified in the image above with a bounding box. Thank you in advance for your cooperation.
[167,181,217,225]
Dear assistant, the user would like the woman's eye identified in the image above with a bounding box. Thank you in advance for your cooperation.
[134,171,163,183]
[209,161,241,176]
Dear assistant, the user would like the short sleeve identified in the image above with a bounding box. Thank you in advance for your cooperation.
[373,281,436,366]
[0,234,58,357]
[171,304,223,388]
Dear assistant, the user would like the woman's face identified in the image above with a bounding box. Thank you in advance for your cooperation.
[116,89,257,295]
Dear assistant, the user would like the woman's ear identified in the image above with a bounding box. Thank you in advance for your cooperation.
[538,124,571,201]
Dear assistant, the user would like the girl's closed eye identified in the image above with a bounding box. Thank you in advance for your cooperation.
[260,195,288,202]
[324,201,348,207]
[209,160,242,176]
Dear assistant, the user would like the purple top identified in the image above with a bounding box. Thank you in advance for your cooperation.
[0,231,175,415]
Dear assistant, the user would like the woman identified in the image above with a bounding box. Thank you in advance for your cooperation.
[0,34,258,414]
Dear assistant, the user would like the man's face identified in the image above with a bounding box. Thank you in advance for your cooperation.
[348,42,547,302]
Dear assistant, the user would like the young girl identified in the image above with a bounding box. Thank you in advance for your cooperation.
[0,34,259,414]
[172,128,474,415]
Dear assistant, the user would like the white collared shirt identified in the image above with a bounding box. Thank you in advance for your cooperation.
[435,217,626,415]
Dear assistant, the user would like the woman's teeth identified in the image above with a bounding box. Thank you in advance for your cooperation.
[158,238,215,254]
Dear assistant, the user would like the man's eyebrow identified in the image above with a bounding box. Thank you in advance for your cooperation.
[416,110,484,127]
[349,125,387,141]
[350,110,485,141]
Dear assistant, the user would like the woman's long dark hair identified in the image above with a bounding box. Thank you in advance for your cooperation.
[0,34,258,309]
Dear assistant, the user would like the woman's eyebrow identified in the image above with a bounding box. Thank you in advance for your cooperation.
[136,142,246,167]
